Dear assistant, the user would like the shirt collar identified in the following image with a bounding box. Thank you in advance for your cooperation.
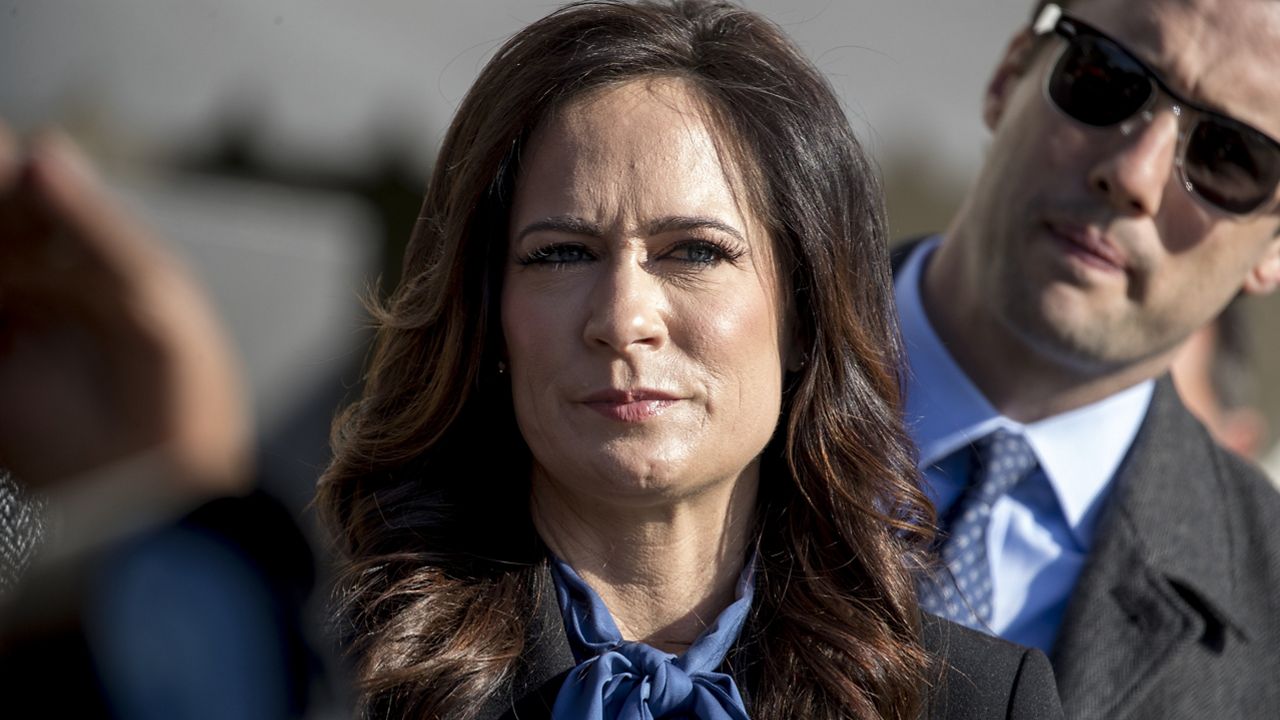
[896,236,1154,548]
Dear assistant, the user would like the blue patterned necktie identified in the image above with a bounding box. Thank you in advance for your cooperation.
[549,555,753,720]
[918,429,1039,628]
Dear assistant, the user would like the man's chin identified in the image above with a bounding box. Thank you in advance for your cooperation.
[1010,294,1143,372]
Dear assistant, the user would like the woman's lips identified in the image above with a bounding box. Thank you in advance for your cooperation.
[581,389,681,422]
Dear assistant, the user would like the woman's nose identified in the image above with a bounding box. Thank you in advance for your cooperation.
[582,259,668,355]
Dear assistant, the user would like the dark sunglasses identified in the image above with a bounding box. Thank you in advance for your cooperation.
[1033,3,1280,215]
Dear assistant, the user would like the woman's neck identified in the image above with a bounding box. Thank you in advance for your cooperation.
[531,465,758,654]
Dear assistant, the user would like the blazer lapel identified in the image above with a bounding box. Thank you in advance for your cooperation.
[479,564,576,720]
[1051,378,1247,720]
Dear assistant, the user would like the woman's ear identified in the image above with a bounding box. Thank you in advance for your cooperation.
[983,30,1037,131]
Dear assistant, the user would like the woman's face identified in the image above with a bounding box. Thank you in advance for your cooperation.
[502,78,794,506]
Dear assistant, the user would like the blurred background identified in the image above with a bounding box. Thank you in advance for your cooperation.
[3,0,1277,515]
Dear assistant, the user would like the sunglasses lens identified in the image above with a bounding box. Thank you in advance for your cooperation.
[1048,35,1152,126]
[1184,120,1280,214]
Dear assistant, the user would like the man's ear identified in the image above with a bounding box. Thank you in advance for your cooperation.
[1242,234,1280,295]
[983,30,1037,131]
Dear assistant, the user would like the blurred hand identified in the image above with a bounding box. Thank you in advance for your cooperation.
[0,124,252,492]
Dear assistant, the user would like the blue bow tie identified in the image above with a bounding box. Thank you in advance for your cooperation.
[549,556,754,720]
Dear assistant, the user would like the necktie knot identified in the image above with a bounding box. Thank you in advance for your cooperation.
[918,429,1041,628]
[972,429,1038,500]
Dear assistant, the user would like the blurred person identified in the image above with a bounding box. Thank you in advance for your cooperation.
[0,129,329,717]
[1169,296,1270,462]
[898,0,1280,717]
[316,1,1062,719]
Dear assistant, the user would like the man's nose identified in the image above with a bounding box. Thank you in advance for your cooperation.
[1086,108,1180,216]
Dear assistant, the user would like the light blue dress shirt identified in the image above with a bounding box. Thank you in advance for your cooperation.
[895,236,1154,653]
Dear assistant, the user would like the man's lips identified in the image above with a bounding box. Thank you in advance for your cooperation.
[580,389,682,422]
[1046,221,1129,273]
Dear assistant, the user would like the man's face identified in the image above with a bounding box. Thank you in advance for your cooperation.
[958,0,1280,375]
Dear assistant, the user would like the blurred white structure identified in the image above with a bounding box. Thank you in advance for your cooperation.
[114,174,377,436]
[5,0,1278,460]
[1,0,1031,174]
[0,0,1031,437]
[1264,444,1280,489]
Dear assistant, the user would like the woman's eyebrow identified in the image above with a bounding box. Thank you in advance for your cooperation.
[646,216,745,243]
[515,215,604,242]
[515,215,746,243]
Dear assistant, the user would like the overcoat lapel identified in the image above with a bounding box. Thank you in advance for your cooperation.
[1051,378,1246,720]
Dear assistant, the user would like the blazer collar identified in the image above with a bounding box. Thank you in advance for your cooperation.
[478,562,575,720]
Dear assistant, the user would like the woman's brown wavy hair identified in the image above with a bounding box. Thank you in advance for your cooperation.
[317,1,936,717]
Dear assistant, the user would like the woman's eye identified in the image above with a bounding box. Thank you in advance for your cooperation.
[667,240,731,265]
[518,243,594,266]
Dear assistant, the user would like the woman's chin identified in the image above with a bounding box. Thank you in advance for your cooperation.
[531,448,756,511]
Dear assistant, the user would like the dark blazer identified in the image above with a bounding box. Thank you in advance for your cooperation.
[480,578,1063,720]
[891,238,1280,719]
